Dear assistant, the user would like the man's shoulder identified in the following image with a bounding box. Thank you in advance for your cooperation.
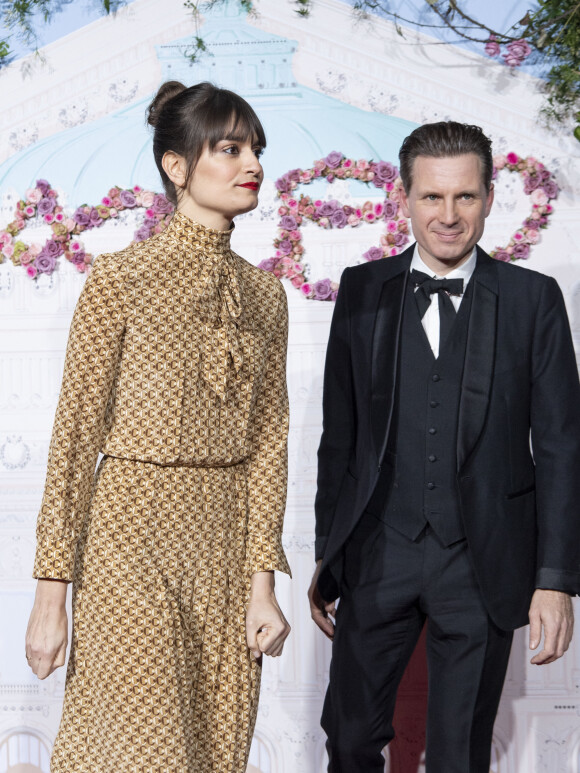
[344,251,411,286]
[478,247,555,290]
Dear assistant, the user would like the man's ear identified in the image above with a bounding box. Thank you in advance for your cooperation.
[162,151,187,189]
[399,186,411,218]
[484,183,495,218]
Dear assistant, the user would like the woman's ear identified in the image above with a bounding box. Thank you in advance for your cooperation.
[162,151,187,189]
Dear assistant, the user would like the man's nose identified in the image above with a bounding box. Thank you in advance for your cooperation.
[439,199,458,225]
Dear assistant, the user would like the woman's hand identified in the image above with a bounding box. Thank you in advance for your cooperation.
[25,579,69,679]
[246,571,291,659]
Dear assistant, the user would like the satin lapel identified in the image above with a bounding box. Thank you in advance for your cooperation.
[457,250,499,471]
[371,268,408,464]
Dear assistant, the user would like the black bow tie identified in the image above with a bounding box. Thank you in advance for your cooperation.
[411,269,464,303]
[411,269,464,352]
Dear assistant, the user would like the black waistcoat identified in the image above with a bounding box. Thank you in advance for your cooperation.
[366,279,473,545]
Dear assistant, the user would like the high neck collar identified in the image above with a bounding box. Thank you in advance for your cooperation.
[170,210,234,254]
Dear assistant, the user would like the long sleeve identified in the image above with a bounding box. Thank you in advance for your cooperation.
[530,276,580,594]
[244,283,291,577]
[33,255,126,580]
[314,268,355,561]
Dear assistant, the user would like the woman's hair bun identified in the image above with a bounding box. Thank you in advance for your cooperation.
[147,81,186,127]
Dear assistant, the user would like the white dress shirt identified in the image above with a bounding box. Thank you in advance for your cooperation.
[410,246,477,358]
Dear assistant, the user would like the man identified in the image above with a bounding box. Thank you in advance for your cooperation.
[308,121,580,772]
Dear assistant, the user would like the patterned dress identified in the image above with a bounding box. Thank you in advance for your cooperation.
[33,211,291,772]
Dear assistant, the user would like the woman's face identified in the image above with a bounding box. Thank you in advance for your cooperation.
[165,134,264,230]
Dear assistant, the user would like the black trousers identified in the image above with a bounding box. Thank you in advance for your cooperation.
[322,512,513,773]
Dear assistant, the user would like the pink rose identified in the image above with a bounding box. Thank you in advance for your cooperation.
[24,206,35,217]
[141,191,155,207]
[506,152,519,165]
[109,208,118,217]
[112,196,123,208]
[513,231,524,242]
[485,36,501,57]
[530,189,548,206]
[19,251,32,265]
[389,248,399,256]
[525,229,540,244]
[494,155,507,170]
[101,196,112,206]
[301,283,312,295]
[2,243,14,258]
[347,214,360,226]
[364,212,376,222]
[26,265,38,278]
[44,214,55,224]
[289,230,301,240]
[387,220,398,233]
[65,218,76,231]
[26,188,42,204]
[29,244,42,257]
[291,275,305,288]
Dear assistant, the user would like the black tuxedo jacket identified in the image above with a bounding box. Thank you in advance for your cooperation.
[315,244,580,630]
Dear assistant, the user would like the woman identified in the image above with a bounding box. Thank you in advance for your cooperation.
[25,81,291,772]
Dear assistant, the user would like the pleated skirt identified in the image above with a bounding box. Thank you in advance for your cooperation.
[51,455,260,773]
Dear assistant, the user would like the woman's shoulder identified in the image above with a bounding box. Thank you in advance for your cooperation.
[90,232,167,285]
[233,252,287,319]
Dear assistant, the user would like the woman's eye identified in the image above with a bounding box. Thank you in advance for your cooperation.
[223,145,239,155]
[254,147,264,158]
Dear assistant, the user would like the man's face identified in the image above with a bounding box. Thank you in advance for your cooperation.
[400,153,494,273]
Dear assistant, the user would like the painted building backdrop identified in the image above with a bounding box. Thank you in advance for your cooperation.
[1,1,579,771]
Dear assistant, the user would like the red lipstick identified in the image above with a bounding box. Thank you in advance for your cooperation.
[238,182,259,191]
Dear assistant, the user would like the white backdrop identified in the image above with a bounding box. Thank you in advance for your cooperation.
[1,1,579,771]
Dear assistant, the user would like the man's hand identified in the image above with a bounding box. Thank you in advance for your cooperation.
[246,571,291,659]
[308,560,336,640]
[528,589,574,665]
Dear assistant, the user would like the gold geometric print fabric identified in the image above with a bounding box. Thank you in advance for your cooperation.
[33,211,290,771]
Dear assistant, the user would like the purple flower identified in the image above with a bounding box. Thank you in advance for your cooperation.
[493,249,512,262]
[275,175,291,193]
[280,215,297,230]
[330,209,348,228]
[312,278,334,300]
[89,207,102,225]
[73,208,90,226]
[37,197,56,215]
[484,36,501,57]
[120,189,137,208]
[542,180,559,199]
[372,161,398,188]
[278,239,293,255]
[70,250,86,266]
[288,169,301,182]
[257,257,279,272]
[363,246,384,262]
[394,232,408,247]
[318,200,338,217]
[330,290,338,302]
[152,194,174,215]
[36,179,51,196]
[539,169,551,182]
[35,253,57,273]
[42,240,64,258]
[512,243,530,260]
[384,200,399,219]
[503,39,532,67]
[325,151,343,169]
[134,226,152,242]
[523,175,541,194]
